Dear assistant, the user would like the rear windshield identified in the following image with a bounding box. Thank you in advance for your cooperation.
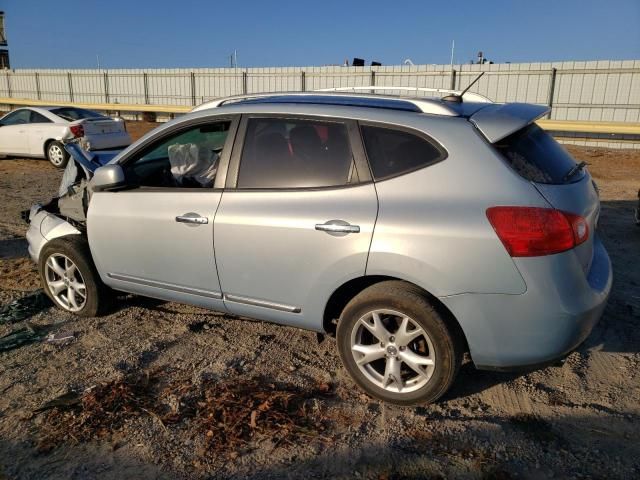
[494,123,584,184]
[50,107,105,121]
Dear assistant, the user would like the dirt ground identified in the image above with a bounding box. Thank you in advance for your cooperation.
[0,122,639,479]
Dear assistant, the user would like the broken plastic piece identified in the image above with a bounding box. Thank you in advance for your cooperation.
[45,331,77,346]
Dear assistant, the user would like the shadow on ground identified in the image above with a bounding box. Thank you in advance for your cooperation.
[0,238,28,260]
[1,407,638,479]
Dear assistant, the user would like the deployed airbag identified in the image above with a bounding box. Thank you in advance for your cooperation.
[168,143,218,187]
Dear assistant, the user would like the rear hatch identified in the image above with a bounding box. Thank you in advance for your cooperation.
[492,122,599,275]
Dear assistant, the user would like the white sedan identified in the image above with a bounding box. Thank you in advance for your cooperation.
[0,106,132,168]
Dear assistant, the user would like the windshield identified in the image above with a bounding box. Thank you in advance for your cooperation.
[50,107,106,122]
[494,123,585,184]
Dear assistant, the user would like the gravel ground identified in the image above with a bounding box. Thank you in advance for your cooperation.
[0,123,639,479]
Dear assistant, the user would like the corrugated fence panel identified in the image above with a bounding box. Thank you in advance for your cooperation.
[1,61,639,122]
[106,70,145,105]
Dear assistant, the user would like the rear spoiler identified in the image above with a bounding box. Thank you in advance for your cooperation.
[469,103,550,143]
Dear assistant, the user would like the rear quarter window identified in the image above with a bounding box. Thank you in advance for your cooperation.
[360,124,445,180]
[494,123,584,184]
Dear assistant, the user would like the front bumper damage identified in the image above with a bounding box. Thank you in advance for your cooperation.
[24,143,122,262]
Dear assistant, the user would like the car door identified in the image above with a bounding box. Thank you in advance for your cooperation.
[214,115,378,331]
[27,110,54,156]
[0,109,32,155]
[87,116,239,311]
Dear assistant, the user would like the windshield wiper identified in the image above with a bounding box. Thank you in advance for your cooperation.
[562,161,587,183]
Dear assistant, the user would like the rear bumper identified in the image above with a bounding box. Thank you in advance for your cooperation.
[439,235,612,369]
[84,131,131,150]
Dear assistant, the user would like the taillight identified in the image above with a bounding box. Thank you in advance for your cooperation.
[486,206,589,257]
[69,124,84,138]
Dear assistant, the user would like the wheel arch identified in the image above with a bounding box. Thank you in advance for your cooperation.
[43,138,56,156]
[323,275,469,353]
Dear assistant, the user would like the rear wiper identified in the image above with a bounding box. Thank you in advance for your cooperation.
[562,161,587,182]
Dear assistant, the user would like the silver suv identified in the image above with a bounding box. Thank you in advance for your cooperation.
[25,90,612,405]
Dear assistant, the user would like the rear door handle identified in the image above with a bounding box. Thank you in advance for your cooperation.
[315,220,360,235]
[175,214,208,225]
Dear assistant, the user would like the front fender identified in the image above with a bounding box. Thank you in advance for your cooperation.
[26,210,81,262]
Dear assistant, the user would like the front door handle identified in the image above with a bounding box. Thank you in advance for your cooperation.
[315,220,360,236]
[175,213,208,225]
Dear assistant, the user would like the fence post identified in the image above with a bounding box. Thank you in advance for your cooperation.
[301,70,306,91]
[190,72,196,106]
[67,72,74,102]
[370,70,376,86]
[34,72,41,100]
[242,71,248,95]
[103,71,110,103]
[450,69,457,90]
[143,72,149,104]
[5,71,11,98]
[546,67,557,119]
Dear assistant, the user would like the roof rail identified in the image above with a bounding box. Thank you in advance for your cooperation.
[190,87,491,116]
[192,92,287,112]
[317,86,493,103]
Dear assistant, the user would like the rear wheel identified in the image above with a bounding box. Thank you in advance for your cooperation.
[39,235,109,317]
[46,141,69,168]
[337,281,462,405]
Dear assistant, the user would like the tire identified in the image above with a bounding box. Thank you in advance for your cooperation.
[336,281,463,405]
[46,141,69,168]
[38,235,110,317]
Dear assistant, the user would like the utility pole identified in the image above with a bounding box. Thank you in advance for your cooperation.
[450,40,455,71]
[229,50,238,68]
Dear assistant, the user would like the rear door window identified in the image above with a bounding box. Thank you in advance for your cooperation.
[237,117,358,189]
[494,123,584,184]
[360,124,445,180]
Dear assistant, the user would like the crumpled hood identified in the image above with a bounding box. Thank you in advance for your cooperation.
[59,144,124,196]
[64,143,122,173]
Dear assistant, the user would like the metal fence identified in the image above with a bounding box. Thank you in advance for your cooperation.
[1,60,639,122]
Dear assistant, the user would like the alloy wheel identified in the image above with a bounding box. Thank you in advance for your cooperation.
[44,253,87,312]
[350,309,436,393]
[48,144,65,166]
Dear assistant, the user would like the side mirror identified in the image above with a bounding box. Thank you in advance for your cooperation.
[91,164,126,191]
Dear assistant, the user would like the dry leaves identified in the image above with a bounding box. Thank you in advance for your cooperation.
[34,369,334,458]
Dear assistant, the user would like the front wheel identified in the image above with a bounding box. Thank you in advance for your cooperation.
[39,235,109,317]
[46,141,69,168]
[337,281,463,405]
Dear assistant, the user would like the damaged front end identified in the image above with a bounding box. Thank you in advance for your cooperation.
[24,142,123,262]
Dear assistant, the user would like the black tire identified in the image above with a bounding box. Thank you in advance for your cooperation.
[336,281,463,405]
[46,140,69,168]
[38,235,110,317]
